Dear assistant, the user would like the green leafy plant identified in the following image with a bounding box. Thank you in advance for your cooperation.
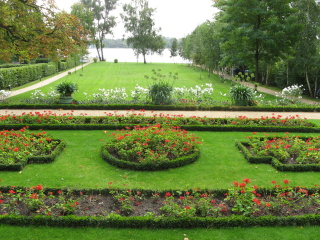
[55,81,78,96]
[229,84,255,106]
[146,69,178,105]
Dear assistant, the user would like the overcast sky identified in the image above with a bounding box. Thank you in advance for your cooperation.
[54,0,218,39]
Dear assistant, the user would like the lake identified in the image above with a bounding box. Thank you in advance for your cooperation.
[88,48,190,64]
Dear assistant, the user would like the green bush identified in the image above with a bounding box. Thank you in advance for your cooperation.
[230,84,255,106]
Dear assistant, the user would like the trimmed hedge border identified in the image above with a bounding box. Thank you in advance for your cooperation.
[0,209,319,229]
[101,147,200,171]
[0,139,66,171]
[236,141,320,172]
[0,124,319,133]
[0,103,319,112]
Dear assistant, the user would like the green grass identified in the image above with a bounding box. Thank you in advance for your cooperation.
[1,131,319,190]
[7,62,277,103]
[0,225,320,240]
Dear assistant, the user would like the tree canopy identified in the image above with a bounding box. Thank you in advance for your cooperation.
[0,0,88,62]
[121,0,165,64]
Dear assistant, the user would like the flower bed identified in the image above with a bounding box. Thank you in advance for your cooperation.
[237,133,320,171]
[0,111,316,129]
[102,124,201,170]
[0,127,65,171]
[0,179,319,228]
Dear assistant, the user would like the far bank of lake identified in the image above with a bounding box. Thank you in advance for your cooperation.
[88,48,190,64]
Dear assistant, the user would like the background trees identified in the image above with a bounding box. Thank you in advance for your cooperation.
[0,0,88,62]
[180,0,320,98]
[121,0,165,64]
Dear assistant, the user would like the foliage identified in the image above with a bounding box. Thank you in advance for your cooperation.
[72,0,118,61]
[0,0,88,62]
[229,85,255,106]
[55,82,78,96]
[121,0,165,64]
[145,69,177,105]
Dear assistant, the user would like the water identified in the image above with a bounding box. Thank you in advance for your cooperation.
[88,48,190,64]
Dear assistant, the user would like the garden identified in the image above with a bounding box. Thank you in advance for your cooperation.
[0,62,320,239]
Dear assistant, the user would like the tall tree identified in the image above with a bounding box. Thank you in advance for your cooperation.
[73,0,118,61]
[121,0,165,64]
[170,38,178,63]
[290,0,320,98]
[0,0,88,62]
[214,0,299,83]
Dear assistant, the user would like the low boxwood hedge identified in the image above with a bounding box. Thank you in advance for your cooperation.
[0,103,319,112]
[101,147,200,171]
[0,123,319,133]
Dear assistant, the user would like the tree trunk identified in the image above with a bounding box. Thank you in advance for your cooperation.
[143,53,146,64]
[100,39,104,61]
[95,44,101,61]
[305,64,314,98]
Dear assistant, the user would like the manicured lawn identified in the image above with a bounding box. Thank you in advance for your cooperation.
[7,62,276,102]
[0,225,319,240]
[0,130,319,189]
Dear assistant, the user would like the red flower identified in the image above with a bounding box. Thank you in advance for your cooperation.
[9,190,15,194]
[179,196,185,200]
[265,203,271,207]
[232,181,239,187]
[239,183,246,188]
[35,184,43,190]
[13,147,19,152]
[164,192,172,197]
[252,198,261,206]
[0,200,3,204]
[283,179,290,185]
[185,206,191,210]
[243,178,251,183]
[271,180,277,184]
[183,148,189,151]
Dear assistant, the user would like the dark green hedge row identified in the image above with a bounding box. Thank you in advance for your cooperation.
[236,141,320,172]
[0,124,319,133]
[0,64,26,69]
[0,103,319,112]
[0,140,66,171]
[0,213,319,229]
[101,147,200,171]
[0,57,80,89]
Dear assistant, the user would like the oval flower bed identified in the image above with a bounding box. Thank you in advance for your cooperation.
[237,133,320,171]
[0,179,319,228]
[101,124,201,170]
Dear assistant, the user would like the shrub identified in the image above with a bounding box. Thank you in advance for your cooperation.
[229,84,255,106]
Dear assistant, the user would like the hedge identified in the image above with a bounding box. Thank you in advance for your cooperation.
[0,139,66,171]
[0,210,319,229]
[101,147,201,171]
[0,124,319,133]
[0,57,80,89]
[236,141,320,172]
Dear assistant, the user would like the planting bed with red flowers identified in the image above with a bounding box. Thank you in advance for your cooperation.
[237,133,320,171]
[0,127,65,170]
[102,124,201,170]
[0,179,319,228]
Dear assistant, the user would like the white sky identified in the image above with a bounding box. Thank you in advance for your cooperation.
[54,0,218,39]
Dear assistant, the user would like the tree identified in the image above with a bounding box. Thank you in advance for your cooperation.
[290,0,320,98]
[73,0,118,61]
[0,0,88,62]
[170,38,178,63]
[214,0,299,83]
[121,0,165,64]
